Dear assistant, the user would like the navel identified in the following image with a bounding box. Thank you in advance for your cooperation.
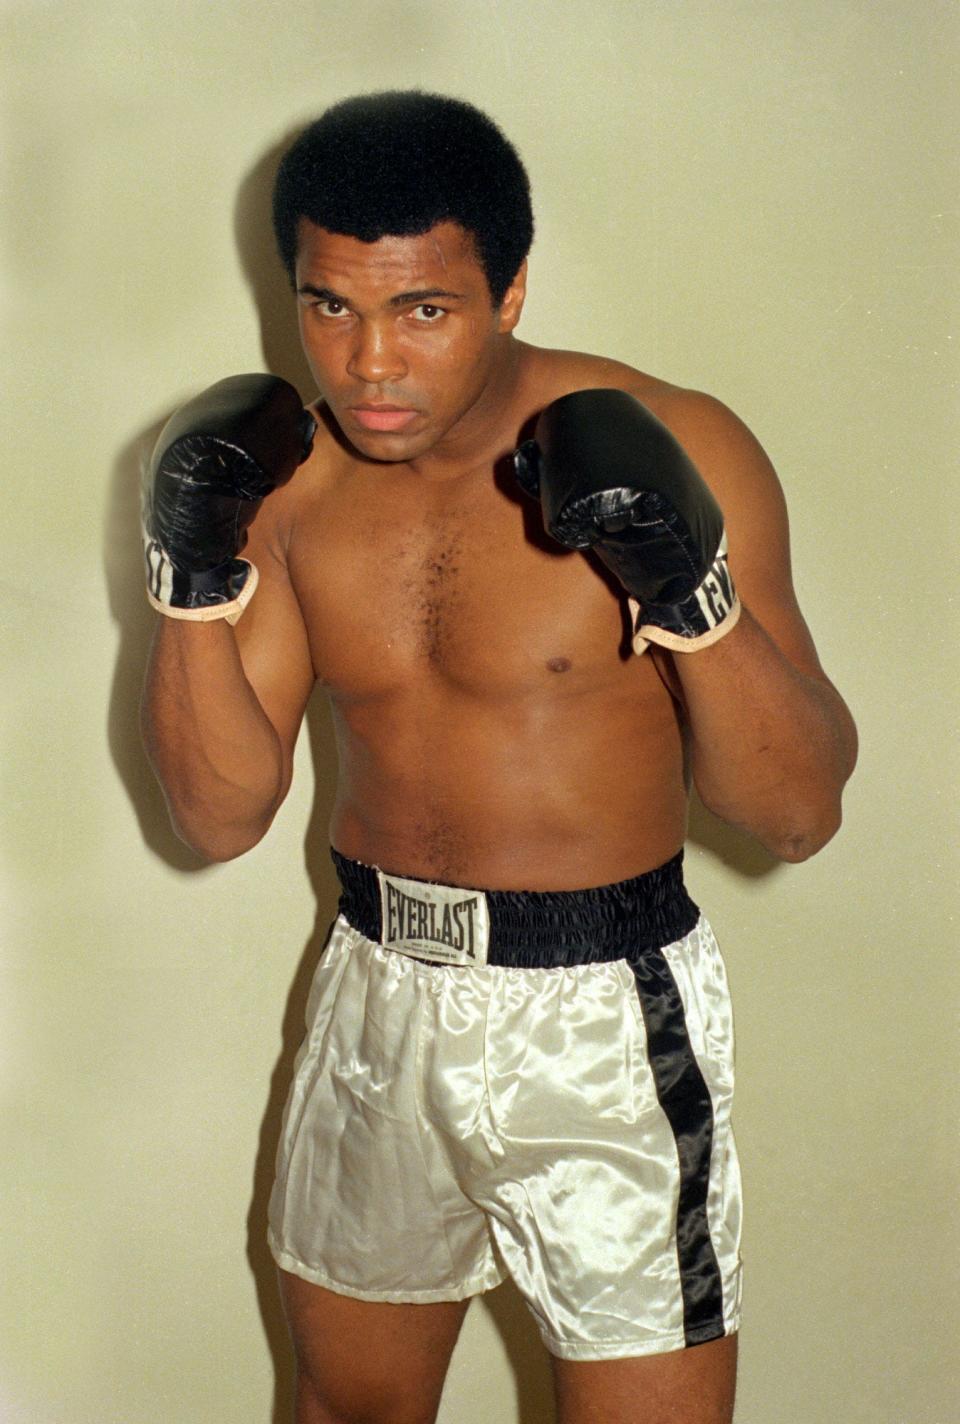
[546,656,572,674]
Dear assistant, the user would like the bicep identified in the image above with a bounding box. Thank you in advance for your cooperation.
[233,526,316,799]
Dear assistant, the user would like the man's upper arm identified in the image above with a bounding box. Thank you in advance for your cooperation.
[232,511,316,802]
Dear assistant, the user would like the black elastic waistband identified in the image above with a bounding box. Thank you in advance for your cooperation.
[330,848,699,968]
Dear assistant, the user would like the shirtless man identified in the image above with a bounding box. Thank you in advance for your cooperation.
[141,92,857,1424]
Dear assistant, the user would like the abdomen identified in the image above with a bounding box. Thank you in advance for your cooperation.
[327,671,687,890]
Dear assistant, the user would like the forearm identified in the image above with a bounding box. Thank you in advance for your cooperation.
[141,617,286,860]
[671,606,858,861]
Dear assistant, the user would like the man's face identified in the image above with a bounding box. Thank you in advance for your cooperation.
[294,220,525,462]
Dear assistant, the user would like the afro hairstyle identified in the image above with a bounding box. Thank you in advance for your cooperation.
[272,90,534,307]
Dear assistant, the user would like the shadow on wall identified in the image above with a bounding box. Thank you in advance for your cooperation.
[234,129,317,399]
[687,795,783,880]
[103,419,213,873]
[104,125,783,1424]
[102,128,317,875]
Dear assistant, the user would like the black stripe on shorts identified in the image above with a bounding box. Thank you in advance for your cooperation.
[629,944,725,1346]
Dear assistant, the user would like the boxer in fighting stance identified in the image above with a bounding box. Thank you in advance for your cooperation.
[141,93,856,1424]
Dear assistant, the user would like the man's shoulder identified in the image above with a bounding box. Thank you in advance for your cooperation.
[521,344,733,433]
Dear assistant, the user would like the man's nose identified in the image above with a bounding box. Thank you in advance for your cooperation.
[346,322,407,385]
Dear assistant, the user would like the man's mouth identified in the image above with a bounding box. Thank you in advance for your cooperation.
[349,403,419,432]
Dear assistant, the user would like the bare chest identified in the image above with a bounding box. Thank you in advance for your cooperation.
[287,477,627,699]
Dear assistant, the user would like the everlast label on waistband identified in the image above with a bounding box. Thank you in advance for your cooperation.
[377,870,491,966]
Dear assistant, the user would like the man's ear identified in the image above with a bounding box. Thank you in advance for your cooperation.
[497,259,528,333]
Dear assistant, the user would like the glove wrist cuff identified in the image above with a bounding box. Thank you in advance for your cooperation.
[628,535,739,654]
[144,543,259,626]
[630,592,741,654]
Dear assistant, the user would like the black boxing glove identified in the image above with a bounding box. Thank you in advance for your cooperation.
[142,374,315,624]
[514,388,740,653]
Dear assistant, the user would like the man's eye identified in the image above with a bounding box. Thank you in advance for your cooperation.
[412,304,444,322]
[317,299,348,317]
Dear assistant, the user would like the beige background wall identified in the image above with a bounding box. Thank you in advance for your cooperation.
[2,2,956,1421]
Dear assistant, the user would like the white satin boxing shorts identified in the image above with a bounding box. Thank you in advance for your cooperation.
[268,851,742,1360]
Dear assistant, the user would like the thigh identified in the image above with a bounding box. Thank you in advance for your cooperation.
[279,1268,471,1424]
[478,946,741,1360]
[551,1334,737,1424]
[270,926,502,1305]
